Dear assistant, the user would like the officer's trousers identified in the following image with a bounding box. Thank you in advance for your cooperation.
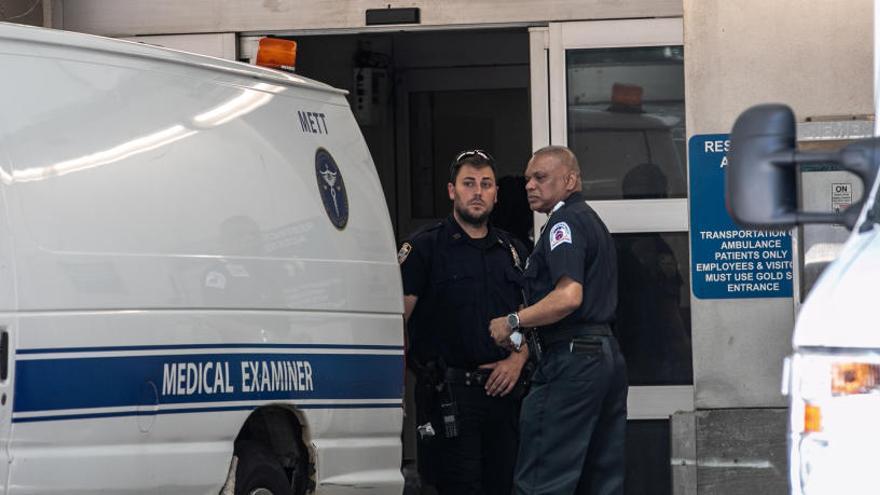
[514,335,627,495]
[432,384,520,495]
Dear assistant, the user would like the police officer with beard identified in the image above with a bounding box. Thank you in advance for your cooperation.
[490,145,627,495]
[400,150,529,495]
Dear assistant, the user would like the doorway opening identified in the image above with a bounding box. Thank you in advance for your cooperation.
[289,28,533,243]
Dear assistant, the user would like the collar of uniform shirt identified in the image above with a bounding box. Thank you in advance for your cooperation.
[445,214,500,245]
[551,191,586,214]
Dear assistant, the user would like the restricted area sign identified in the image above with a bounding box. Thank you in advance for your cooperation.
[689,133,793,299]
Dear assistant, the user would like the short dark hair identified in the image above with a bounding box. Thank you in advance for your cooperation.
[449,149,497,183]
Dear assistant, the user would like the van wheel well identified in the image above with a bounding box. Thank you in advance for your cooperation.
[232,406,314,495]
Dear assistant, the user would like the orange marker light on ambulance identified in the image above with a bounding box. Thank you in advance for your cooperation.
[255,37,297,72]
[803,403,822,433]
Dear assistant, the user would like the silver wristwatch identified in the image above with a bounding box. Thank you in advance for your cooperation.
[506,312,520,330]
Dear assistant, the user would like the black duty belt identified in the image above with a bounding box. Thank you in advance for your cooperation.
[444,367,492,387]
[538,323,612,348]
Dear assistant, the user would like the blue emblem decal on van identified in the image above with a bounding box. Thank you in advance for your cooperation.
[315,148,349,229]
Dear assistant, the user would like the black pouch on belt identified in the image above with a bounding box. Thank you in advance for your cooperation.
[525,329,543,363]
[439,384,458,438]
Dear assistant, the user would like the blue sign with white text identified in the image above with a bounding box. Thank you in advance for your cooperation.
[689,134,793,299]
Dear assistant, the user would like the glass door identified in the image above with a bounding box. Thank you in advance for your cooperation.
[531,18,690,494]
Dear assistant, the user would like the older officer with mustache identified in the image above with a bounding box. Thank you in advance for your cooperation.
[490,145,627,495]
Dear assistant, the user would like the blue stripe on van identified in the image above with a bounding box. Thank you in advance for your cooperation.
[12,403,401,424]
[13,352,404,414]
[17,343,404,355]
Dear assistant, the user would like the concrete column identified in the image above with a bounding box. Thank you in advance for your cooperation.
[679,1,872,493]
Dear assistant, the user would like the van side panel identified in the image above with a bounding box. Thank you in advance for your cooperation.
[9,313,403,494]
[0,44,401,315]
[0,38,403,493]
[0,147,16,492]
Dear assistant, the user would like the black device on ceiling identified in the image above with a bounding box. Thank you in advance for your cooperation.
[365,7,420,25]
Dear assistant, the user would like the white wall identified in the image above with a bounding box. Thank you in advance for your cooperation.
[54,0,681,36]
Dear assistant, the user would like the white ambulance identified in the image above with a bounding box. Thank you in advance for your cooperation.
[0,22,404,494]
[726,107,880,490]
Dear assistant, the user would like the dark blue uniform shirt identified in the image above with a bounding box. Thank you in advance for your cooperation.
[400,216,526,369]
[524,191,617,327]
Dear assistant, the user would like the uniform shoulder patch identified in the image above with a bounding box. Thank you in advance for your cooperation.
[398,242,413,265]
[549,222,572,251]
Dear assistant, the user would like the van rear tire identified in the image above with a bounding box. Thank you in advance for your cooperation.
[234,441,294,495]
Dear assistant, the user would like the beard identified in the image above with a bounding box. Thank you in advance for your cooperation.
[454,202,490,227]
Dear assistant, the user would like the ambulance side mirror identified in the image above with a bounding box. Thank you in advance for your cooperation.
[726,104,798,229]
[726,104,879,230]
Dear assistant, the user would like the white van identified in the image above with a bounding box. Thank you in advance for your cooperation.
[0,23,404,494]
[726,104,880,494]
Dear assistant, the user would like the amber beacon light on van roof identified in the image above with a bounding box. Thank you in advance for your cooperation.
[255,37,298,72]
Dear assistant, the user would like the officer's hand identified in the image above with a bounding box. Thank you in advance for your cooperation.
[489,316,513,346]
[479,353,525,397]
